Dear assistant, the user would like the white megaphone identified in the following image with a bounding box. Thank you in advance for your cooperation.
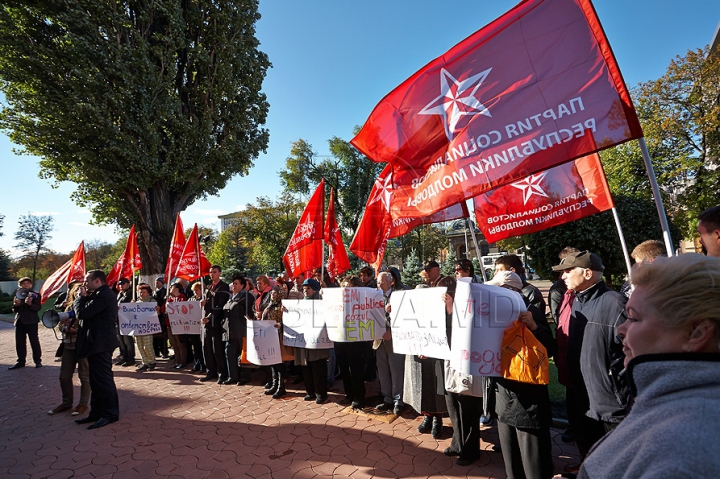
[42,309,75,329]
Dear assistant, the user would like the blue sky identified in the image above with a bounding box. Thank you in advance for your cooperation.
[1,0,719,256]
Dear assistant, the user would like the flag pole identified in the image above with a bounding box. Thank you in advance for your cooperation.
[637,137,674,257]
[321,238,325,286]
[467,217,488,282]
[611,207,633,282]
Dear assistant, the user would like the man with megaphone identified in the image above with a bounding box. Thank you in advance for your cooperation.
[9,277,42,370]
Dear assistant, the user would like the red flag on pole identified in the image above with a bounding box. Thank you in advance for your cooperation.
[39,241,86,304]
[474,153,614,243]
[283,180,325,279]
[350,165,470,269]
[175,224,212,282]
[106,225,141,288]
[324,188,351,279]
[165,214,186,282]
[352,0,641,219]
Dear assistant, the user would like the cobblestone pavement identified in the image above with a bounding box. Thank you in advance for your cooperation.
[0,318,579,478]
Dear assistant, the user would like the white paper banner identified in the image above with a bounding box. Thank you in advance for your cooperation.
[449,281,525,377]
[119,302,162,336]
[321,287,386,342]
[166,300,203,335]
[281,299,333,349]
[245,320,282,365]
[389,287,450,359]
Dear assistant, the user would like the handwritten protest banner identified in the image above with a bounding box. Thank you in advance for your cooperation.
[282,300,333,349]
[245,320,282,365]
[321,287,386,342]
[119,302,162,336]
[388,287,450,359]
[166,300,202,335]
[449,281,525,377]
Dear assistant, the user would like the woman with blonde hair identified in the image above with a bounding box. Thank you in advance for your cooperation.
[579,254,720,478]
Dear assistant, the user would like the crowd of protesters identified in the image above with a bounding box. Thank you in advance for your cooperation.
[9,205,720,478]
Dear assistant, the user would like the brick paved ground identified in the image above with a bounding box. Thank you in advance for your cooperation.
[0,316,579,478]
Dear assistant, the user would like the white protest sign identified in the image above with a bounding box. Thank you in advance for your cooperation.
[281,299,333,349]
[321,287,386,342]
[166,300,202,335]
[118,302,162,336]
[449,281,525,377]
[245,320,282,365]
[389,287,450,360]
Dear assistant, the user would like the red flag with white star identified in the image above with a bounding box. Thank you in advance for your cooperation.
[352,0,641,220]
[324,188,351,278]
[164,213,186,282]
[351,165,470,269]
[283,180,325,279]
[106,226,142,288]
[474,153,614,243]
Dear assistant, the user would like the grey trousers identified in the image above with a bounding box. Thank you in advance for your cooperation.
[497,421,554,479]
[375,338,405,405]
[59,346,90,407]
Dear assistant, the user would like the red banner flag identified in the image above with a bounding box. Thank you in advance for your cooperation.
[106,225,141,288]
[39,241,87,304]
[165,214,186,282]
[324,188,351,279]
[350,165,470,269]
[175,224,212,282]
[474,153,614,243]
[352,0,641,219]
[283,180,325,279]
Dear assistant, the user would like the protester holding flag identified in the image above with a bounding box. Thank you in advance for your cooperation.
[295,278,330,404]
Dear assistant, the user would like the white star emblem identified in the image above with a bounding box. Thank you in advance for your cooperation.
[368,174,393,212]
[512,172,549,205]
[419,67,493,141]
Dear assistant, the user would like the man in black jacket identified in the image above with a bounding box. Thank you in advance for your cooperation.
[200,265,230,383]
[222,274,252,385]
[552,250,629,459]
[73,270,121,429]
[9,277,42,369]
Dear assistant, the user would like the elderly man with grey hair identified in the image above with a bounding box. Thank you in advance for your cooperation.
[374,271,406,415]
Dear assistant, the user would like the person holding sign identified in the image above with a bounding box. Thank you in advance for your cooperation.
[262,288,292,399]
[135,284,158,372]
[166,283,188,369]
[374,272,406,415]
[294,278,330,404]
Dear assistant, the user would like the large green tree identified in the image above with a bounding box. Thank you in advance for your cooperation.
[600,47,720,238]
[0,1,270,272]
[14,213,54,282]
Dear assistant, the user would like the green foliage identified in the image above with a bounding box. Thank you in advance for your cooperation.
[442,248,457,276]
[601,47,720,238]
[525,195,680,287]
[0,1,271,272]
[207,223,247,274]
[0,248,12,281]
[84,239,120,272]
[401,224,448,262]
[14,213,54,283]
[401,249,423,289]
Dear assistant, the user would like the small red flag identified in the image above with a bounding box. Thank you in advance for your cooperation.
[283,180,325,279]
[39,241,87,304]
[164,214,186,282]
[474,153,614,243]
[352,0,641,219]
[175,224,212,282]
[106,225,141,288]
[324,188,351,279]
[68,241,86,284]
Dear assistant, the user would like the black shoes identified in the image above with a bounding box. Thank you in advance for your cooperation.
[237,380,250,386]
[431,416,443,439]
[217,376,227,385]
[418,416,433,433]
[444,447,460,457]
[351,400,364,410]
[315,396,327,404]
[338,397,352,405]
[272,389,287,399]
[561,426,574,443]
[223,379,238,385]
[87,417,118,430]
[456,456,479,466]
[8,363,24,370]
[263,382,273,389]
[375,402,393,411]
[75,416,98,424]
[303,394,314,401]
[199,374,218,382]
[35,362,42,368]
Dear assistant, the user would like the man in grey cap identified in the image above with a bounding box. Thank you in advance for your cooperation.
[552,250,629,464]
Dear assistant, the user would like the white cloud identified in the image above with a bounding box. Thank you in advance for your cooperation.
[233,204,247,212]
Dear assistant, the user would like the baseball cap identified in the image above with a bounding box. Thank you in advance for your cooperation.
[118,278,130,285]
[424,260,440,271]
[552,250,604,272]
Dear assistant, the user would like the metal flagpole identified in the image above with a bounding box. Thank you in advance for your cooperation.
[638,137,674,257]
[467,217,488,282]
[321,238,325,285]
[611,207,633,282]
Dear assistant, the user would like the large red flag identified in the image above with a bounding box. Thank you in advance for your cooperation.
[350,165,470,269]
[352,0,642,219]
[175,224,212,281]
[283,180,325,279]
[324,188,351,279]
[164,214,186,282]
[106,225,142,288]
[474,153,614,243]
[39,241,87,304]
